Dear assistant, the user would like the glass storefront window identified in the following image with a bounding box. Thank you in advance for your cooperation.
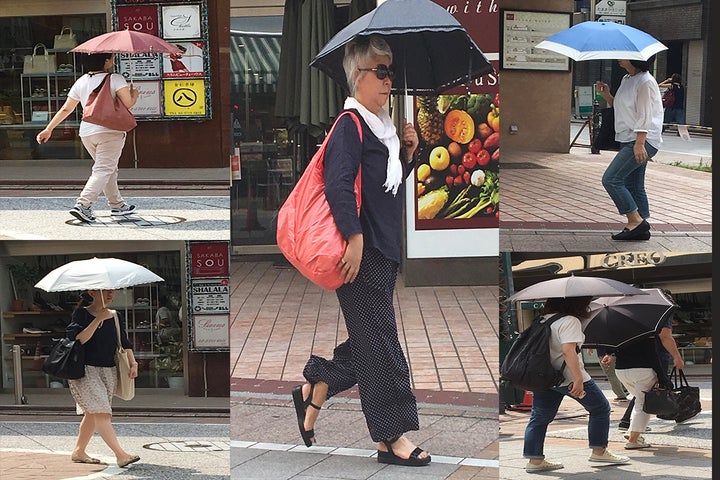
[229,16,295,247]
[0,15,106,161]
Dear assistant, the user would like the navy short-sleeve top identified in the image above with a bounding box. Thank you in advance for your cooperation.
[66,308,133,367]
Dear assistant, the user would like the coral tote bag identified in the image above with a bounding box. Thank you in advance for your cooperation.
[277,111,362,290]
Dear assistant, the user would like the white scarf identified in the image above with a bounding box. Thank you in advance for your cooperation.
[344,97,402,196]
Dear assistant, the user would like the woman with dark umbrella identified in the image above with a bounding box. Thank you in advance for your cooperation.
[291,35,428,466]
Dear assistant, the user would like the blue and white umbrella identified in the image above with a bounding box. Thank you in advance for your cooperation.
[535,21,667,61]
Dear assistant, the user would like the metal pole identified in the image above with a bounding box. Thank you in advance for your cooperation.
[12,344,27,405]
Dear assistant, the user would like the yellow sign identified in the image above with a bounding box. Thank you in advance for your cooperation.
[163,79,206,116]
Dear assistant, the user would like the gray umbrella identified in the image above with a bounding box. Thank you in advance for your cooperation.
[504,275,648,303]
[310,0,494,95]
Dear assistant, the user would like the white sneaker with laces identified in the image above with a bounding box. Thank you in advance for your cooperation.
[589,449,630,463]
[525,459,564,472]
[110,204,137,216]
[69,203,95,222]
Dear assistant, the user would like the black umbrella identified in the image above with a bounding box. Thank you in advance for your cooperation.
[582,288,678,350]
[310,0,494,95]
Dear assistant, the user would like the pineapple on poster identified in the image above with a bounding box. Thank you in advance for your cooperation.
[415,93,500,226]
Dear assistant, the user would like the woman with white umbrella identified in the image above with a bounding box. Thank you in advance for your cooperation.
[65,289,140,468]
[595,56,664,241]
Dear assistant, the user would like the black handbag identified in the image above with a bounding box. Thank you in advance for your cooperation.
[642,383,679,416]
[592,107,621,151]
[41,338,85,380]
[657,368,702,422]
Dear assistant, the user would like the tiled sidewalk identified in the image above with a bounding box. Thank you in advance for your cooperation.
[229,259,499,394]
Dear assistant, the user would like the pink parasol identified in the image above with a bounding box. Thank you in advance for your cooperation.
[71,30,182,54]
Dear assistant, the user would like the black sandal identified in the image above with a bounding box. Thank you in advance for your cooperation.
[292,384,321,447]
[377,436,431,466]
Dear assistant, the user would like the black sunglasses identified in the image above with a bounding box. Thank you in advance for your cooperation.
[357,64,396,81]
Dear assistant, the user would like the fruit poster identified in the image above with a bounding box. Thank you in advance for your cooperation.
[414,93,499,230]
[405,0,499,258]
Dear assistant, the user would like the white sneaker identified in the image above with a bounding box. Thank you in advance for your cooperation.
[624,434,651,449]
[589,449,630,463]
[110,204,137,216]
[526,459,564,472]
[69,203,95,222]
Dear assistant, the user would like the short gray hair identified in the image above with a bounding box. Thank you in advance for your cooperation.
[342,35,393,95]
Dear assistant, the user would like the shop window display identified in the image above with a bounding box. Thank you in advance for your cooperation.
[0,15,106,160]
[671,291,712,365]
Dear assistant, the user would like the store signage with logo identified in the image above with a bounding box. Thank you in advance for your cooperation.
[111,0,211,120]
[117,5,159,35]
[192,314,230,349]
[129,81,162,117]
[595,0,626,17]
[163,79,206,116]
[191,278,230,314]
[187,241,230,352]
[602,251,666,269]
[190,242,229,277]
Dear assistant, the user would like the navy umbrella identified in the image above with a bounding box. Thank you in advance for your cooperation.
[582,288,678,350]
[310,0,494,95]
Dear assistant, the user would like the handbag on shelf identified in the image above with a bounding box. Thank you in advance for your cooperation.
[82,74,137,132]
[642,383,679,416]
[112,310,135,401]
[41,337,85,380]
[53,26,78,50]
[276,111,362,290]
[656,368,701,422]
[23,44,57,74]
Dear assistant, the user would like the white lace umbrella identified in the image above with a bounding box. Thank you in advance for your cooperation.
[35,257,164,292]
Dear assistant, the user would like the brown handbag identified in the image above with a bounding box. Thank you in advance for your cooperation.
[82,74,137,132]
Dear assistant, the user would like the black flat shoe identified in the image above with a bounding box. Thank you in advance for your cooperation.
[377,436,431,467]
[611,220,651,240]
[292,384,321,447]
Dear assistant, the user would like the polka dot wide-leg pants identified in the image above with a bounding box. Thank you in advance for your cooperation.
[303,247,419,442]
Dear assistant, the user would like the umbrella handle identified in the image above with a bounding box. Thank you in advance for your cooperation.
[403,60,413,125]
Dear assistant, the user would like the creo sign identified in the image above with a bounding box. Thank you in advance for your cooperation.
[602,251,665,269]
[190,242,229,277]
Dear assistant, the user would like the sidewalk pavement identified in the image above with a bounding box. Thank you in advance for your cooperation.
[499,381,712,479]
[0,390,230,480]
[0,195,230,240]
[0,160,231,240]
[229,257,500,479]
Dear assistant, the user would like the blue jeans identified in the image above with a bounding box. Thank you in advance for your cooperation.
[664,107,686,125]
[523,380,611,459]
[602,141,658,218]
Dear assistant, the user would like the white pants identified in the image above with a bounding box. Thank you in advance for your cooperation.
[77,131,126,208]
[615,367,658,434]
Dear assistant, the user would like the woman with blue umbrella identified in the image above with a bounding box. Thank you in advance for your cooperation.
[536,22,666,241]
[595,57,664,241]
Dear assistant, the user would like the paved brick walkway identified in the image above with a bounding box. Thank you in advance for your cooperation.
[230,259,499,395]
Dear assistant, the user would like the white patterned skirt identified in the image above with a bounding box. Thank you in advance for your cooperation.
[68,365,116,415]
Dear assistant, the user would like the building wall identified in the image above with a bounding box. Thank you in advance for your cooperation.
[499,0,575,154]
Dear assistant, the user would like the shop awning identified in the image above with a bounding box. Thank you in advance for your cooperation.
[230,31,281,90]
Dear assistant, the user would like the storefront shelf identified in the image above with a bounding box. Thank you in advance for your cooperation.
[2,311,71,316]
